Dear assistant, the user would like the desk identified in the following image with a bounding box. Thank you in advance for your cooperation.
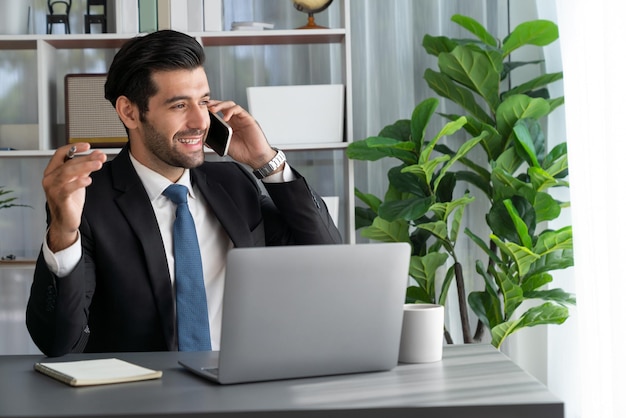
[0,344,563,418]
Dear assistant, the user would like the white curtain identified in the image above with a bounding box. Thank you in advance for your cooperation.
[557,1,626,417]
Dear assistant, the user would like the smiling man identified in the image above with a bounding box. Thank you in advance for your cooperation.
[26,30,342,357]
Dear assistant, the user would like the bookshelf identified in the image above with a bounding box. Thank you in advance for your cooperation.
[0,0,355,264]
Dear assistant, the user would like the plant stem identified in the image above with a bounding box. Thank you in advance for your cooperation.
[453,261,472,343]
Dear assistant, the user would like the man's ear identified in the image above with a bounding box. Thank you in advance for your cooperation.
[115,96,140,130]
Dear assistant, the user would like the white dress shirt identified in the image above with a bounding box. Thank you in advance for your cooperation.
[43,152,294,350]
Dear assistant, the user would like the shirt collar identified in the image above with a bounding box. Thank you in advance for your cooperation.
[128,152,196,202]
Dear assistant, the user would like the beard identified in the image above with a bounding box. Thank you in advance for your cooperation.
[141,118,207,169]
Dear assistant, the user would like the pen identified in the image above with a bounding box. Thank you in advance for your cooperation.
[64,145,77,162]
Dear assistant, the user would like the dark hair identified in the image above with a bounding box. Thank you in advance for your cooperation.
[104,30,205,116]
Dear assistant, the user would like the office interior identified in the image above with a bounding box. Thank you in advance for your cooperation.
[0,1,620,417]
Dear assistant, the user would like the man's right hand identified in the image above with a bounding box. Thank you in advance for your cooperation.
[42,143,107,253]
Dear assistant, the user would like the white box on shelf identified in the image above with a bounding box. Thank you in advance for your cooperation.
[246,84,345,145]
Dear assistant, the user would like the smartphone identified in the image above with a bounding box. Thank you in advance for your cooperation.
[205,111,233,157]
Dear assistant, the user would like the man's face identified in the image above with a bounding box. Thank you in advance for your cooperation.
[132,67,211,178]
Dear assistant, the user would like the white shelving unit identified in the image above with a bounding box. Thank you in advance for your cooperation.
[0,0,355,250]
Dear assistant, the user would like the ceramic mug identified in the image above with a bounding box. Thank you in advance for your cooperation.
[398,303,444,363]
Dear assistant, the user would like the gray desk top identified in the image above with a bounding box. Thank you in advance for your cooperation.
[0,343,563,418]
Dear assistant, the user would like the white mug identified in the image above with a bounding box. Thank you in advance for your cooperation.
[398,303,444,363]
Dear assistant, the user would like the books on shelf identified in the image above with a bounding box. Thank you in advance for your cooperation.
[157,0,222,32]
[34,358,163,387]
[117,0,223,34]
[115,0,139,33]
[138,0,158,33]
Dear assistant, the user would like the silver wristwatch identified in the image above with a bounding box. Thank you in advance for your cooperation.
[252,148,286,179]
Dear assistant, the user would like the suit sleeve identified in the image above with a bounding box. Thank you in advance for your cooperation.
[26,232,95,357]
[261,167,343,245]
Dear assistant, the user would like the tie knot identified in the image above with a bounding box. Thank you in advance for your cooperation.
[163,184,189,205]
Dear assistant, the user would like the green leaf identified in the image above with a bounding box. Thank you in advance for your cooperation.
[355,206,377,230]
[355,188,381,212]
[503,199,533,249]
[493,269,524,318]
[429,195,474,224]
[379,196,434,222]
[533,226,573,256]
[438,264,457,306]
[487,197,535,244]
[379,119,412,141]
[503,72,563,99]
[360,217,410,243]
[528,167,558,192]
[433,131,487,191]
[502,20,559,56]
[388,165,429,197]
[466,228,503,268]
[424,69,494,124]
[491,302,568,348]
[411,98,439,152]
[402,155,450,187]
[494,145,525,175]
[439,46,502,112]
[451,14,498,47]
[525,249,574,278]
[416,221,449,242]
[520,273,553,292]
[547,97,565,112]
[409,253,449,300]
[346,136,416,164]
[496,95,552,146]
[512,120,541,167]
[533,192,561,223]
[469,290,502,330]
[544,143,568,175]
[450,195,472,242]
[422,34,458,57]
[420,117,468,164]
[491,234,541,277]
[524,288,576,305]
[406,285,432,304]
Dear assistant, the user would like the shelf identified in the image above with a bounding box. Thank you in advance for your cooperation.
[0,142,349,158]
[197,29,346,46]
[0,29,346,50]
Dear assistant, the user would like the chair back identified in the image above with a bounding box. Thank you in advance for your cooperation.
[86,0,106,15]
[48,0,72,15]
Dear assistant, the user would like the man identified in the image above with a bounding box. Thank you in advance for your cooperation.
[26,30,342,357]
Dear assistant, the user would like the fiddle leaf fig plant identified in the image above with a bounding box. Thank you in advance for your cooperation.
[348,14,575,349]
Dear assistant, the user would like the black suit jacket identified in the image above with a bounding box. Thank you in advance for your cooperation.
[26,146,342,357]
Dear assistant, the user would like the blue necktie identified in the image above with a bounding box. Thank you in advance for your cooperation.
[163,184,211,351]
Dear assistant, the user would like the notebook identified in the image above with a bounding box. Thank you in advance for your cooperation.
[178,242,411,384]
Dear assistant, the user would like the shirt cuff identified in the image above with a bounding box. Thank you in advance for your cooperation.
[261,162,295,183]
[42,229,82,277]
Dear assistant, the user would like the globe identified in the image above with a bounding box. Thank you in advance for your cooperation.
[293,0,333,29]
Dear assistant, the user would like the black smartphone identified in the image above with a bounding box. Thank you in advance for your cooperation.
[205,111,233,156]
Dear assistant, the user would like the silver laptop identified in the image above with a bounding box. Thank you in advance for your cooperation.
[178,242,411,384]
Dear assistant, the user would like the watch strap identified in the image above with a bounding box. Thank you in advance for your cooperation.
[252,148,286,179]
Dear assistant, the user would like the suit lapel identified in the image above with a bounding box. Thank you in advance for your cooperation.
[110,147,176,350]
[191,169,254,248]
